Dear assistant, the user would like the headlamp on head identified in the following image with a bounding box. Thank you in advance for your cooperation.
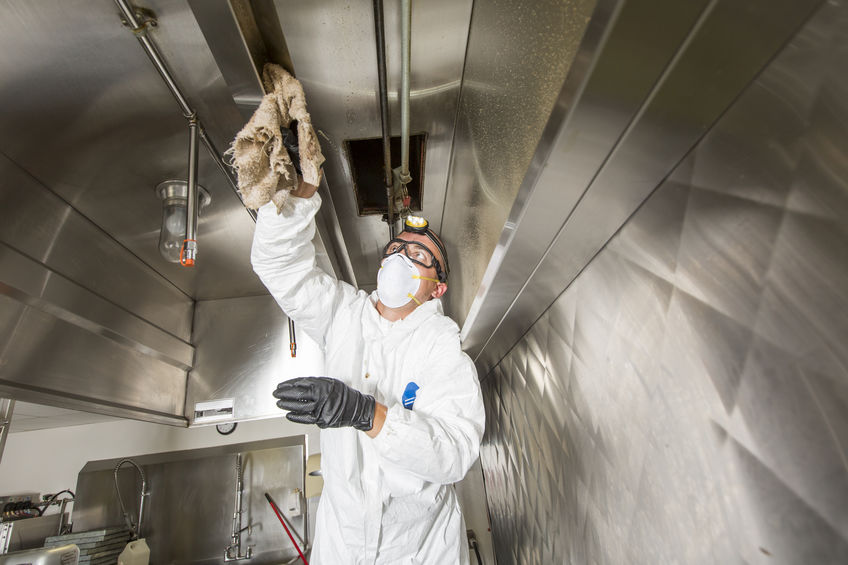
[404,216,429,231]
[398,215,450,282]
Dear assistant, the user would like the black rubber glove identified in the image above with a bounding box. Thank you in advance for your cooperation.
[273,377,375,431]
[281,120,302,174]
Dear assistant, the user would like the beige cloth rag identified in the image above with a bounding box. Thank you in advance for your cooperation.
[228,64,325,213]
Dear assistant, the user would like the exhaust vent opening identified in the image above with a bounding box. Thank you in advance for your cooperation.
[345,134,426,215]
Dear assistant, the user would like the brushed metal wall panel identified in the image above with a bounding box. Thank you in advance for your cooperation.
[0,245,193,370]
[186,295,325,424]
[440,0,598,326]
[0,153,193,340]
[0,300,187,421]
[0,152,191,423]
[479,1,848,563]
[470,0,825,375]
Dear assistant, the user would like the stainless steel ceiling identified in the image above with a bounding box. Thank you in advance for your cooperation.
[267,0,475,292]
[0,0,637,424]
[0,0,263,301]
[0,0,573,311]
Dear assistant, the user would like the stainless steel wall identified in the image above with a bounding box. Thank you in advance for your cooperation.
[440,0,597,325]
[0,153,192,425]
[479,1,848,563]
[73,436,308,564]
[185,295,325,425]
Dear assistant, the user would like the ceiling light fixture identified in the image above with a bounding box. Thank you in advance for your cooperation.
[155,180,211,264]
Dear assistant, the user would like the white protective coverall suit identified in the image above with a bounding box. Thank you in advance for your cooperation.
[251,194,485,564]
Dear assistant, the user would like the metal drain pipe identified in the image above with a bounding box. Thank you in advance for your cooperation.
[114,0,254,268]
[373,0,395,238]
[183,117,200,266]
[399,0,412,187]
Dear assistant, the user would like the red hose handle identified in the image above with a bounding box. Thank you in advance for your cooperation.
[265,492,309,565]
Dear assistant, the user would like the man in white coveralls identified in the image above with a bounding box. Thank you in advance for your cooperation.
[251,178,485,564]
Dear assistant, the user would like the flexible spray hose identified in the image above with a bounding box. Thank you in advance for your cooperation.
[113,459,147,539]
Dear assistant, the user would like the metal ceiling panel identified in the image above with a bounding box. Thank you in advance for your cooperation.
[187,0,350,283]
[0,299,189,424]
[269,0,474,292]
[187,0,265,122]
[0,0,264,300]
[0,151,192,425]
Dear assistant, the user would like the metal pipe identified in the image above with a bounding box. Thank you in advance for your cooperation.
[115,0,193,118]
[399,0,412,186]
[225,453,252,561]
[233,454,242,540]
[114,0,249,223]
[183,117,200,266]
[373,0,395,237]
[113,459,148,540]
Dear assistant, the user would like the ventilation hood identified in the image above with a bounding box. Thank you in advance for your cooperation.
[2,0,806,427]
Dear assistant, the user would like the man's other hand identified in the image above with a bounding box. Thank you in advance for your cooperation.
[273,377,375,431]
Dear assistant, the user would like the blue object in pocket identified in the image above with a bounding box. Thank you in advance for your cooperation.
[402,382,420,410]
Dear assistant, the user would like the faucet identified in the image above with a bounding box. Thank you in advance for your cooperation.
[113,459,149,540]
[225,453,253,561]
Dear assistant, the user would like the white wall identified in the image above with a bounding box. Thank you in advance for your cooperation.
[0,416,319,499]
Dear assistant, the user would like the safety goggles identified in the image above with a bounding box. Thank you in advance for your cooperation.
[381,238,447,283]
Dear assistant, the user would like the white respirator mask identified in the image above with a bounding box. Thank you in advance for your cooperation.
[377,253,436,308]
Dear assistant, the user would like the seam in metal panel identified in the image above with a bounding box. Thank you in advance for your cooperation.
[0,282,193,371]
[437,0,477,233]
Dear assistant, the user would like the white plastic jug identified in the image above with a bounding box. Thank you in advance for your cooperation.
[118,538,150,565]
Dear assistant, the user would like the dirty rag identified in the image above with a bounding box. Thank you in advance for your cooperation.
[228,64,324,213]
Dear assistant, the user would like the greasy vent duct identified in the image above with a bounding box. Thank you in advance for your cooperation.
[346,134,426,217]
